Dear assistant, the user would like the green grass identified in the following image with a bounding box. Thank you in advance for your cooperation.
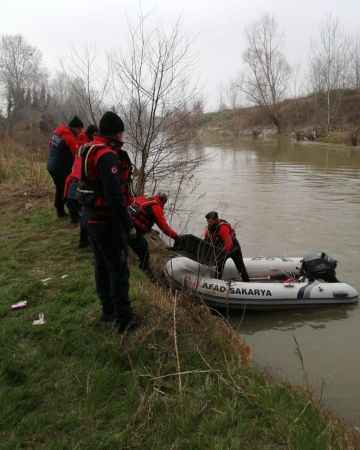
[0,198,357,449]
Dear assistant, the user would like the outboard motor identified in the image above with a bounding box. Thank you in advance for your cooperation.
[301,251,338,282]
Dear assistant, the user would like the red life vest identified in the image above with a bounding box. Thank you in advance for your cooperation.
[77,143,111,209]
[205,220,236,248]
[77,137,133,210]
[64,148,82,198]
[128,196,159,233]
[47,124,81,177]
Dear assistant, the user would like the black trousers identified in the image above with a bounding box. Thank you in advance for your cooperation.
[88,222,132,319]
[65,179,81,223]
[66,198,80,223]
[48,171,67,217]
[128,232,150,272]
[215,239,250,281]
[79,207,89,247]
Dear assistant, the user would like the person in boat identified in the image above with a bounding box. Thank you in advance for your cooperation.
[204,211,250,281]
[47,116,84,218]
[128,192,179,277]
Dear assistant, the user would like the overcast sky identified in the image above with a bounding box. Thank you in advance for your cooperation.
[2,0,360,110]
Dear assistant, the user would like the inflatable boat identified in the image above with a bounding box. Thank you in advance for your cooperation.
[164,256,359,310]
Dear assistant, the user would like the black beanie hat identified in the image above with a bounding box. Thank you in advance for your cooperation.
[157,192,168,203]
[205,211,219,220]
[85,124,98,140]
[99,111,124,136]
[68,116,84,129]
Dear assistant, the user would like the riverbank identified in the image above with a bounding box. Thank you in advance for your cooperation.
[199,89,360,147]
[0,139,359,449]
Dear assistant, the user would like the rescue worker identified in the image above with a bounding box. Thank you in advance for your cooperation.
[204,211,250,281]
[78,111,136,332]
[64,124,98,245]
[78,125,99,246]
[64,154,82,224]
[128,192,179,276]
[47,116,84,218]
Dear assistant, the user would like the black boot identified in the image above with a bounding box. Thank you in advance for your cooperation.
[57,209,68,218]
[116,314,140,333]
[99,312,116,323]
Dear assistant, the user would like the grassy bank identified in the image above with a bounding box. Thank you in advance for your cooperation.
[199,89,360,146]
[0,141,359,449]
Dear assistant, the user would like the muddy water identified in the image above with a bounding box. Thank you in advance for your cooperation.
[170,138,360,425]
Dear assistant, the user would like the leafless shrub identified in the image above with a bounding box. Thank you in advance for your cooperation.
[309,14,350,132]
[111,12,205,195]
[0,34,47,131]
[239,14,291,133]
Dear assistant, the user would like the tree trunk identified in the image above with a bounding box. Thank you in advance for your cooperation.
[327,89,331,133]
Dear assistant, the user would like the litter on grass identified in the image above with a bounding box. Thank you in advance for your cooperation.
[32,313,46,326]
[11,301,28,310]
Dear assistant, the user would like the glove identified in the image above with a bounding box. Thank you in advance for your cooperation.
[172,235,183,250]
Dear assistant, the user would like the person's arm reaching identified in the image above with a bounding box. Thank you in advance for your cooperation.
[152,203,178,239]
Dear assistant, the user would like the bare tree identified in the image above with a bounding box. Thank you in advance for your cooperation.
[59,47,111,124]
[48,72,81,123]
[227,79,241,110]
[240,14,291,133]
[217,82,227,112]
[309,15,349,132]
[48,54,109,127]
[111,12,203,195]
[349,34,360,89]
[0,34,45,129]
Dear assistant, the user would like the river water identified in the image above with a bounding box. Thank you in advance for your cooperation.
[170,138,360,425]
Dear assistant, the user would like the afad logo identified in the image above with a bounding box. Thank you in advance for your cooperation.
[201,282,272,297]
[183,274,199,290]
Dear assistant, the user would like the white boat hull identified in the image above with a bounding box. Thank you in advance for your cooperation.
[164,257,359,310]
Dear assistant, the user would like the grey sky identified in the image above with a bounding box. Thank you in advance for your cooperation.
[2,0,360,110]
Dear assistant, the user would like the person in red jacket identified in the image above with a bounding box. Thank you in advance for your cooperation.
[77,111,136,332]
[64,125,98,229]
[47,116,84,218]
[128,193,178,276]
[204,211,250,281]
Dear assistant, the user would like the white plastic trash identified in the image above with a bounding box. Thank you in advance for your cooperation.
[32,313,46,326]
[11,301,28,310]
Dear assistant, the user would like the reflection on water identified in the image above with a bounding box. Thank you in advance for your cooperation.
[169,138,360,425]
[231,305,353,335]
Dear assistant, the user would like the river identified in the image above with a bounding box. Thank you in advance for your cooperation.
[170,137,360,425]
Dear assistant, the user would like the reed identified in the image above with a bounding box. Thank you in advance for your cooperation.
[0,137,51,194]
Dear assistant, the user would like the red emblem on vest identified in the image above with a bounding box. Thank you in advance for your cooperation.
[111,166,118,174]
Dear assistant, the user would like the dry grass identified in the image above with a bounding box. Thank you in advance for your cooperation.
[0,137,51,196]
